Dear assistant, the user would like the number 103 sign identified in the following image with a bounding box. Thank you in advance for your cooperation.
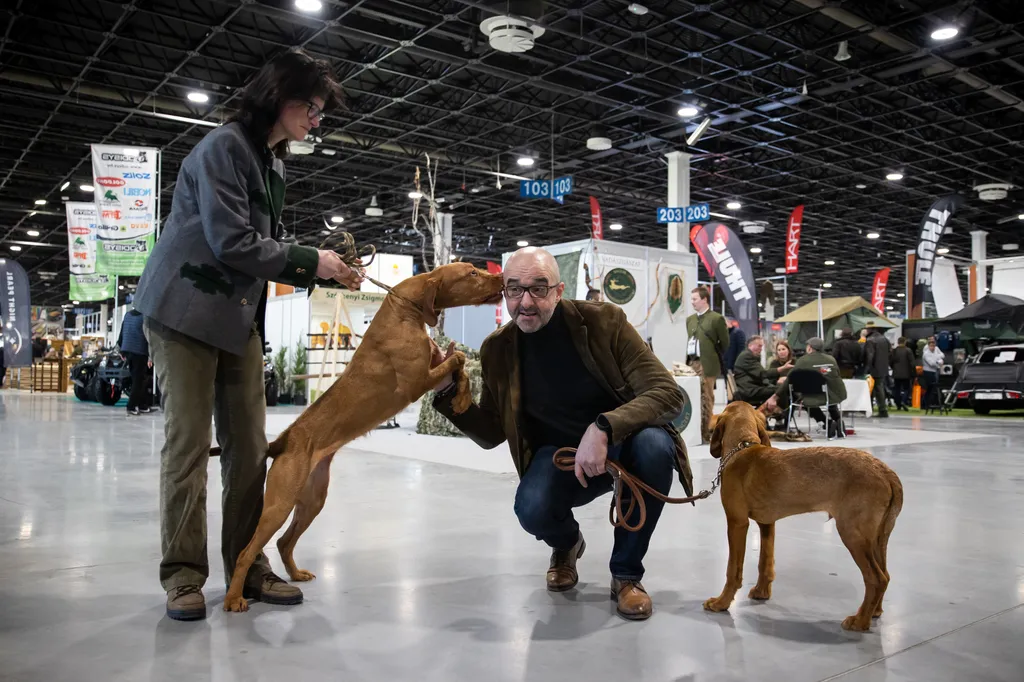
[656,203,709,223]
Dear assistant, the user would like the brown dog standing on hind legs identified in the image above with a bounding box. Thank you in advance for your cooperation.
[221,262,504,612]
[702,401,903,631]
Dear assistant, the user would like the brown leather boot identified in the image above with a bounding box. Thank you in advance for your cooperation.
[241,571,303,605]
[166,585,206,621]
[546,533,586,592]
[611,578,652,620]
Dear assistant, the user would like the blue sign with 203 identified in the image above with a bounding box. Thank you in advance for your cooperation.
[656,203,709,223]
[519,176,573,202]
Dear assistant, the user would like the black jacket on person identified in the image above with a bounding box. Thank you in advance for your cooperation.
[863,331,891,379]
[890,345,916,380]
[723,327,747,372]
[832,335,862,373]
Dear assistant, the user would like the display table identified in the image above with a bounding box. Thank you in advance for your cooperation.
[842,378,872,417]
[673,375,703,447]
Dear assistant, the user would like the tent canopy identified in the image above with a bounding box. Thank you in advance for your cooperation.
[778,296,895,350]
[936,293,1024,323]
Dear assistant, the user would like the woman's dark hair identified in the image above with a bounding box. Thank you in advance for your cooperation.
[774,339,793,361]
[230,48,343,158]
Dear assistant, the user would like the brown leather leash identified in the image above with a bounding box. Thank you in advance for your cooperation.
[552,440,757,532]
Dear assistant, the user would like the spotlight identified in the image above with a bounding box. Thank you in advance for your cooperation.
[609,223,623,231]
[886,172,904,181]
[866,232,880,239]
[726,201,741,210]
[931,27,959,41]
[677,106,699,118]
[187,92,209,103]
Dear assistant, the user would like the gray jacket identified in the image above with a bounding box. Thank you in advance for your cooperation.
[133,123,319,356]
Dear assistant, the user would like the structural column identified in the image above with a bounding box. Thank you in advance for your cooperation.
[665,151,690,253]
[437,212,453,266]
[970,230,987,303]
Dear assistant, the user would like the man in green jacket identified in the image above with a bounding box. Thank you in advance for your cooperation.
[763,337,847,438]
[431,247,694,622]
[685,286,729,442]
[733,335,790,405]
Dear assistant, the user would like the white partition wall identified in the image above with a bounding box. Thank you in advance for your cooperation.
[264,291,310,356]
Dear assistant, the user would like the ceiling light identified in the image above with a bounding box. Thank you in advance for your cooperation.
[897,293,905,298]
[34,199,46,205]
[365,195,384,217]
[856,184,867,189]
[470,187,481,193]
[186,92,209,103]
[586,135,612,151]
[886,172,904,181]
[330,215,344,224]
[516,156,534,167]
[119,285,125,291]
[10,245,22,251]
[609,223,623,231]
[294,0,322,11]
[824,260,835,265]
[1002,243,1019,251]
[320,148,336,156]
[822,282,832,288]
[726,201,741,210]
[1017,214,1024,220]
[775,267,787,274]
[27,230,39,237]
[937,247,950,255]
[72,300,80,305]
[677,106,699,118]
[886,305,894,310]
[931,27,959,41]
[60,181,70,191]
[866,232,880,239]
[408,191,423,199]
[749,247,762,254]
[517,240,529,247]
[834,41,851,61]
[627,2,649,15]
[79,184,94,192]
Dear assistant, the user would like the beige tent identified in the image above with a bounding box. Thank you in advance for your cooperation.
[778,296,895,349]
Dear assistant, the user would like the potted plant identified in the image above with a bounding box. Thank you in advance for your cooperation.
[292,338,308,406]
[274,346,292,404]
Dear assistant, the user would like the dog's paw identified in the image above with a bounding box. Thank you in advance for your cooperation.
[223,594,250,613]
[451,350,467,367]
[748,584,772,601]
[841,615,870,632]
[703,597,731,612]
[873,606,883,618]
[288,569,316,582]
[451,371,472,415]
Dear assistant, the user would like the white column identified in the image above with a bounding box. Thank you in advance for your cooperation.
[665,151,690,252]
[971,230,987,300]
[436,212,453,267]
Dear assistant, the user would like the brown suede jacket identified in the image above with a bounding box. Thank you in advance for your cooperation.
[433,299,694,497]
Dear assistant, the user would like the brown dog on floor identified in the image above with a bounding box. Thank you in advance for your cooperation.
[222,262,504,612]
[703,401,903,631]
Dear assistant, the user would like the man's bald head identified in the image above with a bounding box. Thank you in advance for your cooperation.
[504,246,560,283]
[503,246,565,333]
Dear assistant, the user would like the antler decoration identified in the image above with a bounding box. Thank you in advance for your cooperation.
[317,230,377,269]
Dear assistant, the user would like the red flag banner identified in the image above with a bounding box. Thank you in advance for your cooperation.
[872,267,891,313]
[486,261,503,327]
[785,204,804,274]
[589,196,603,240]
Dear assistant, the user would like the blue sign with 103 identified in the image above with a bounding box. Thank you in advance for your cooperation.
[656,203,710,223]
[519,176,573,201]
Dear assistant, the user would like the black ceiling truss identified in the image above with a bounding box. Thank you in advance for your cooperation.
[1,0,1022,311]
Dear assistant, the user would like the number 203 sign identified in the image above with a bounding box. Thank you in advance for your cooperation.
[656,203,709,223]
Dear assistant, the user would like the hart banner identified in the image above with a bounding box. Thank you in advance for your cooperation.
[690,222,758,337]
[871,267,891,313]
[589,196,603,240]
[486,261,503,327]
[911,194,963,316]
[0,258,33,367]
[91,145,158,275]
[65,202,115,301]
[785,204,804,274]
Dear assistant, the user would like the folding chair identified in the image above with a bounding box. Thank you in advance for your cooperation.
[725,371,737,402]
[785,369,846,441]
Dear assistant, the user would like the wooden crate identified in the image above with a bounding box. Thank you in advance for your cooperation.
[30,359,69,393]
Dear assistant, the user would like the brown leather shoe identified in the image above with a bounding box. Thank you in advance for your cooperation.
[241,571,303,606]
[610,578,652,620]
[546,533,586,592]
[166,585,206,621]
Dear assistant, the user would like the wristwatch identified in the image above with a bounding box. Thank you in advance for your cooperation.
[595,414,614,441]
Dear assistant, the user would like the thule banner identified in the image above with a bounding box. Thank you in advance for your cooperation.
[66,202,115,302]
[785,204,804,274]
[589,196,603,240]
[0,258,33,367]
[871,267,890,313]
[91,144,158,275]
[690,222,758,337]
[911,194,963,312]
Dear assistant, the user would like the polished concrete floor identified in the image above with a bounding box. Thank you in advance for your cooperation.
[1,389,1022,682]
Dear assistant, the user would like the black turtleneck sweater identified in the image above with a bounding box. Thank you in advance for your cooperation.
[518,305,621,450]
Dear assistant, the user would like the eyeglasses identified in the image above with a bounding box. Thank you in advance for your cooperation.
[305,101,325,121]
[504,284,557,299]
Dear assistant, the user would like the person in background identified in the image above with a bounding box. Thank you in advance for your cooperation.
[117,307,153,416]
[733,335,790,406]
[723,320,746,374]
[832,327,862,378]
[768,339,794,376]
[763,337,847,438]
[890,337,916,411]
[921,336,945,410]
[132,49,362,621]
[863,323,891,418]
[685,286,729,442]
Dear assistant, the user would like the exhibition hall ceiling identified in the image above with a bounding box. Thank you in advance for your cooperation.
[1,0,1022,308]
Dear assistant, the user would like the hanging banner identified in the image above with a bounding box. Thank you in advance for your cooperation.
[486,261,503,327]
[589,196,603,240]
[911,194,963,316]
[65,202,115,302]
[0,258,33,367]
[690,222,757,337]
[785,204,804,274]
[871,267,890,313]
[91,145,158,275]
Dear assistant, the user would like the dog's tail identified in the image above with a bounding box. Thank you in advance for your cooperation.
[876,468,904,556]
[208,430,290,459]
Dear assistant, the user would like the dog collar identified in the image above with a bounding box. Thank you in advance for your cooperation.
[722,440,758,461]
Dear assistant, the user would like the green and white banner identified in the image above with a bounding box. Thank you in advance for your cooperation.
[91,145,157,275]
[65,202,115,301]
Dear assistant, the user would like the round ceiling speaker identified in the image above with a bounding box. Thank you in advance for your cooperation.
[586,136,612,151]
[740,220,768,234]
[479,15,544,53]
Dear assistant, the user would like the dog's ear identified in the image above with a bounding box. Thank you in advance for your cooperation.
[709,416,726,459]
[421,276,440,327]
[709,413,719,434]
[755,411,772,448]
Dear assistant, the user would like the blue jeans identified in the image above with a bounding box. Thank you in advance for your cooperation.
[513,427,676,581]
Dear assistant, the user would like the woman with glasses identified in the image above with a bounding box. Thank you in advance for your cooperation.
[133,48,362,621]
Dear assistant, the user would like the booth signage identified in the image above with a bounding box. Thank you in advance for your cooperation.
[589,196,603,240]
[0,258,32,367]
[602,268,637,305]
[656,204,709,224]
[785,204,803,274]
[519,176,573,202]
[690,222,758,337]
[91,145,158,275]
[912,194,963,313]
[65,202,115,302]
[872,267,891,313]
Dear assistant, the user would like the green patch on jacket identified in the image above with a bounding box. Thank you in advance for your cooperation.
[180,263,233,297]
[249,187,270,217]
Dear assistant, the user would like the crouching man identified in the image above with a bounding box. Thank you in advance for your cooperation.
[430,247,694,621]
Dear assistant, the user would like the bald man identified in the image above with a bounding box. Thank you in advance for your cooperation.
[431,247,694,621]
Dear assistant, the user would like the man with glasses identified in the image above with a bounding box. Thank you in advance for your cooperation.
[430,247,694,621]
